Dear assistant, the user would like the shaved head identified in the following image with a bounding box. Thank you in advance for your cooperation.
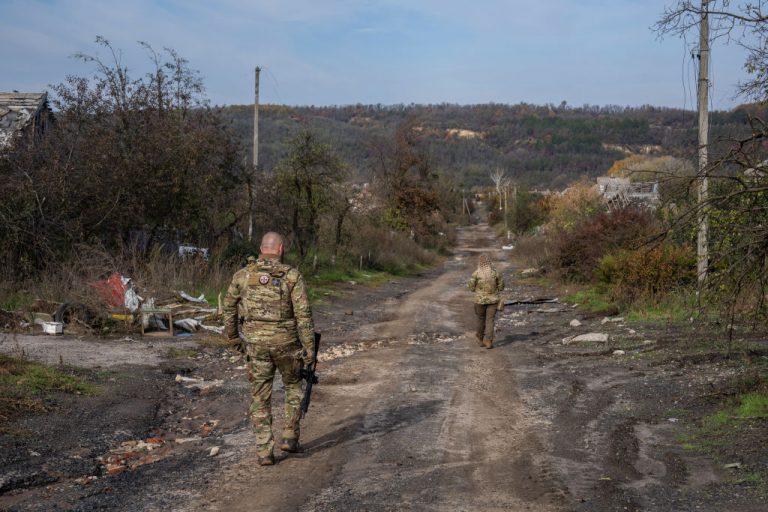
[260,231,284,257]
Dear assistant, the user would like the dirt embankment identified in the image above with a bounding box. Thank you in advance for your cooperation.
[1,222,766,511]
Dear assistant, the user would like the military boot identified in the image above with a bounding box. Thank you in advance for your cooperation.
[483,338,493,349]
[258,453,275,466]
[279,438,303,453]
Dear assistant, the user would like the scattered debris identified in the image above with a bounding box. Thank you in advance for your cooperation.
[32,312,53,325]
[318,334,457,362]
[520,268,540,275]
[174,318,201,333]
[502,244,515,250]
[140,290,221,335]
[177,291,208,304]
[642,339,656,345]
[209,446,220,457]
[570,319,582,327]
[90,273,142,312]
[97,437,170,475]
[174,374,223,392]
[724,462,742,469]
[200,420,220,437]
[73,476,98,485]
[612,350,626,356]
[200,324,224,334]
[42,321,64,335]
[0,308,24,329]
[601,316,625,324]
[174,436,202,444]
[178,245,209,260]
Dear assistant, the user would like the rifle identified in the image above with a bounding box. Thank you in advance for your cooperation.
[298,332,321,418]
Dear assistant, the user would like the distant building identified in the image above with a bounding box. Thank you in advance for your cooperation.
[597,176,660,209]
[0,91,54,149]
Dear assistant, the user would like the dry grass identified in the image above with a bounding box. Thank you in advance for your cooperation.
[0,244,239,320]
[511,234,551,270]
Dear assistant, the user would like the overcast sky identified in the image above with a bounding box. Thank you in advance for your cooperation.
[0,0,756,109]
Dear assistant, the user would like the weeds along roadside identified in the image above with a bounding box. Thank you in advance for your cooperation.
[496,181,768,491]
[0,222,448,329]
[0,333,101,434]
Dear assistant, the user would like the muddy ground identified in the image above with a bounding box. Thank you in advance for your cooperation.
[1,222,766,511]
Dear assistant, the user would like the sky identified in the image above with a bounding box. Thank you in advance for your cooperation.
[0,0,757,110]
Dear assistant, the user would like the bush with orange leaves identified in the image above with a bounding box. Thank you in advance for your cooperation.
[544,181,603,233]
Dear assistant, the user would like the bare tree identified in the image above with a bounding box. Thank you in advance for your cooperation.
[655,0,768,99]
[489,168,506,211]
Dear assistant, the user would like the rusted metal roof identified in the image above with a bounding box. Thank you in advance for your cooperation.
[0,91,49,148]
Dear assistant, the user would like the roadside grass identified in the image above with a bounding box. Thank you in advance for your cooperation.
[197,335,231,349]
[0,355,100,395]
[0,292,32,311]
[564,288,619,316]
[0,355,101,433]
[664,406,691,418]
[307,267,423,305]
[621,290,721,325]
[563,286,705,326]
[165,347,199,359]
[677,387,768,491]
[199,263,429,309]
[625,299,696,324]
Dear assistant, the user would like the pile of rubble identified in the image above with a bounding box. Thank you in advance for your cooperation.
[0,272,226,338]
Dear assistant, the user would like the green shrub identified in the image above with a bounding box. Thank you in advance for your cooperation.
[599,243,696,305]
[550,206,658,282]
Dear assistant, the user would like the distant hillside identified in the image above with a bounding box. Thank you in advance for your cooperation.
[218,102,765,189]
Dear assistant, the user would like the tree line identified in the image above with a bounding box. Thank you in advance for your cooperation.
[0,38,462,299]
[219,98,765,191]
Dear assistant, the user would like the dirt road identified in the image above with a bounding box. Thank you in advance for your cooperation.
[193,223,565,511]
[2,222,765,511]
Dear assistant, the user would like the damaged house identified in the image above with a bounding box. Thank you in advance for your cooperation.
[0,91,54,149]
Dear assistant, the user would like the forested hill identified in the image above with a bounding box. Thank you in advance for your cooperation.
[219,102,766,189]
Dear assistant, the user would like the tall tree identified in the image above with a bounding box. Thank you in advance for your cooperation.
[276,131,347,262]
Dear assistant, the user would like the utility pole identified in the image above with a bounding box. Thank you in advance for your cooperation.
[248,66,261,242]
[697,1,709,283]
[253,66,261,168]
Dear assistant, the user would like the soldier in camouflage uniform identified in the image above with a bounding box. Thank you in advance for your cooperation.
[223,232,316,466]
[468,254,504,349]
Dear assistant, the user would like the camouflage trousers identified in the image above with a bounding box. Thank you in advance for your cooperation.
[474,302,497,341]
[246,342,304,457]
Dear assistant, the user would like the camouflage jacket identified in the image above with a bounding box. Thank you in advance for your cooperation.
[223,256,314,352]
[468,268,505,305]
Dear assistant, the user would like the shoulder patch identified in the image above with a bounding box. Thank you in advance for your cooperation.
[258,274,270,285]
